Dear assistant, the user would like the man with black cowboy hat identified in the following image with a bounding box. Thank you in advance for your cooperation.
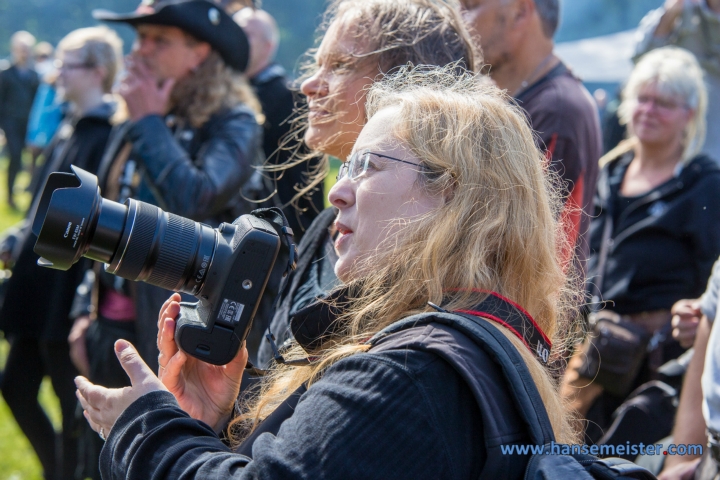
[66,1,261,477]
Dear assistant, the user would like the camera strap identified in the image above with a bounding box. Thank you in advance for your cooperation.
[250,207,311,368]
[250,207,298,277]
[250,206,299,321]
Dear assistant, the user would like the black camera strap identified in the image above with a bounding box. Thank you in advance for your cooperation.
[251,207,297,277]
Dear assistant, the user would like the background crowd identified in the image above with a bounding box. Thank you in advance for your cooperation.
[0,0,719,479]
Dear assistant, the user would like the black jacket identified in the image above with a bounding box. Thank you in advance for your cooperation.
[100,302,543,479]
[0,64,39,123]
[0,102,116,340]
[256,207,339,366]
[588,152,720,314]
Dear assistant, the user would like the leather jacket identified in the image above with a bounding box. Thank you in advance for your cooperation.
[97,103,262,224]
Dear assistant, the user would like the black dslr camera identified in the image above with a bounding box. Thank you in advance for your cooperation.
[32,166,295,365]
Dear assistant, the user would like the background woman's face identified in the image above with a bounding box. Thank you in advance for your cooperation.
[300,20,375,160]
[328,108,443,282]
[631,82,692,149]
[56,49,101,104]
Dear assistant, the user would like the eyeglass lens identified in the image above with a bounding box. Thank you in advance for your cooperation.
[337,151,370,181]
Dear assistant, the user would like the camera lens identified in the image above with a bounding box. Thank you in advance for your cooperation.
[33,166,217,295]
[105,200,217,294]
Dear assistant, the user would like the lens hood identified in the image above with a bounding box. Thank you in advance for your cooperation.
[33,165,103,270]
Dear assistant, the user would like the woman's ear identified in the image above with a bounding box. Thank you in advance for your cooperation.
[443,186,456,204]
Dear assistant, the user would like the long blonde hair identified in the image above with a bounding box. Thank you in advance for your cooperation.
[232,66,581,445]
[265,0,481,211]
[610,46,708,166]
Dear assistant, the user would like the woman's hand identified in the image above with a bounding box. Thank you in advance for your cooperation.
[658,457,701,480]
[157,294,248,432]
[671,298,702,348]
[75,339,166,439]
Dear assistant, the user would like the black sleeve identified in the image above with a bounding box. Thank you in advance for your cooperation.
[688,173,720,293]
[126,109,260,220]
[101,353,467,480]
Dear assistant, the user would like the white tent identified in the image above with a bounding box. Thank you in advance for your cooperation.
[556,29,638,83]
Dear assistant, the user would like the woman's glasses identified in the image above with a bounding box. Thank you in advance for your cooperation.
[54,59,95,71]
[337,149,426,181]
[635,94,687,113]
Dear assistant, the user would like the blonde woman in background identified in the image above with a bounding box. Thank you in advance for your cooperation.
[0,26,123,480]
[75,66,581,480]
[562,46,720,449]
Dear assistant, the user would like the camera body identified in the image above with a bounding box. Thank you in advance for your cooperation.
[174,215,280,365]
[32,166,285,365]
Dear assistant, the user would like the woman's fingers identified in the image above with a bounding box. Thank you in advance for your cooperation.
[161,349,188,393]
[157,295,181,352]
[158,318,179,374]
[75,377,113,433]
[75,375,107,410]
[115,340,157,387]
[82,410,101,432]
[75,344,166,439]
[75,382,97,414]
[158,294,182,331]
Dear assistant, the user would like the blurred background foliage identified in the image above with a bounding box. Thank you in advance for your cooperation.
[0,0,663,79]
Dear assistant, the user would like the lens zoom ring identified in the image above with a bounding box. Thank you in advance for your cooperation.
[147,213,196,290]
[117,202,159,280]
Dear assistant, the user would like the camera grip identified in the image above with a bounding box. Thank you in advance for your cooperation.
[175,301,241,366]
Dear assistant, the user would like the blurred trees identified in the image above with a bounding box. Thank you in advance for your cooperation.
[0,0,326,78]
[0,0,138,57]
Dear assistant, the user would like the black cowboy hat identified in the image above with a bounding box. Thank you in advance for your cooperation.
[93,0,249,72]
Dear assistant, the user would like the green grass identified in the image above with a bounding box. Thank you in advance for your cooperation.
[0,153,62,480]
[324,156,341,208]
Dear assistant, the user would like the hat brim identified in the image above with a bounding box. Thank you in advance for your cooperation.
[92,1,249,72]
[93,9,164,25]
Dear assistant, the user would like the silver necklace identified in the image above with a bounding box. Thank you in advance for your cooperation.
[516,53,556,95]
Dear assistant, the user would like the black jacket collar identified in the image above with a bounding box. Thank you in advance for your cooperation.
[289,288,551,364]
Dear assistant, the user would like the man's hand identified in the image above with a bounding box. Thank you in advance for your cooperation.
[118,54,176,122]
[69,316,92,377]
[671,298,702,348]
